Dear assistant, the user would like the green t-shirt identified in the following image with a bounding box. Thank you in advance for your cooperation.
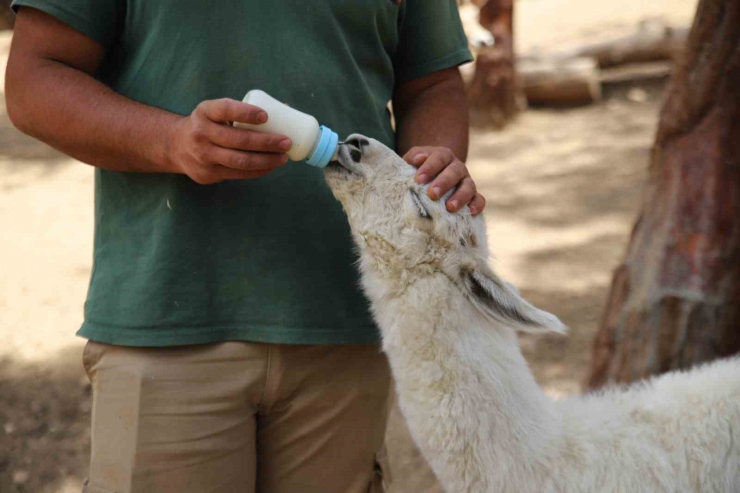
[12,0,472,346]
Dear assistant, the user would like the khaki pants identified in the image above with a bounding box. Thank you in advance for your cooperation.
[82,340,391,493]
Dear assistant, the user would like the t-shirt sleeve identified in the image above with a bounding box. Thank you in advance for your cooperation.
[11,0,123,48]
[394,0,474,83]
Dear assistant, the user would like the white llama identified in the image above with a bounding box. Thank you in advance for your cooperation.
[324,134,740,493]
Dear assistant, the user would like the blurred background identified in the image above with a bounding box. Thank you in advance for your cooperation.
[0,1,721,492]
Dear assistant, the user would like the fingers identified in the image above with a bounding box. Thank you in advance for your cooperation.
[469,193,486,216]
[207,124,292,153]
[427,156,467,200]
[197,98,268,125]
[446,176,477,213]
[207,146,288,172]
[185,146,287,184]
[192,99,291,153]
[406,147,458,186]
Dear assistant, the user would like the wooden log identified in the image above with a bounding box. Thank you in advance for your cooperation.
[599,61,673,86]
[519,57,601,106]
[549,20,688,69]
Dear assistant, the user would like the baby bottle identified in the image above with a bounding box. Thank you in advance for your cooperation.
[234,90,339,168]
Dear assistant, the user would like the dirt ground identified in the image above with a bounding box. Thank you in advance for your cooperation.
[0,1,698,492]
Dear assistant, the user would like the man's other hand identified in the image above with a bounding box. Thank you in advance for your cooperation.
[404,146,486,215]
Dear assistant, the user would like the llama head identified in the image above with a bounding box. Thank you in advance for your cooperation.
[325,134,565,334]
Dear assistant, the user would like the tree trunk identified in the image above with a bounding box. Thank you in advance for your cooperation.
[586,0,740,390]
[467,0,519,127]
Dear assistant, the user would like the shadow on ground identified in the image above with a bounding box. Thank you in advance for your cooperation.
[0,346,90,493]
[471,91,659,233]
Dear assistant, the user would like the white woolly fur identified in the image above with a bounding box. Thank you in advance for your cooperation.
[324,134,740,493]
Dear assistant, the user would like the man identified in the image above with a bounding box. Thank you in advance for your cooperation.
[6,1,485,492]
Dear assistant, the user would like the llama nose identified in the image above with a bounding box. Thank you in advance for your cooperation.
[337,142,362,163]
[344,137,369,152]
[343,137,369,162]
[330,143,359,170]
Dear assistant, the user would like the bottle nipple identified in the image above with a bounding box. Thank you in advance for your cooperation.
[305,126,339,168]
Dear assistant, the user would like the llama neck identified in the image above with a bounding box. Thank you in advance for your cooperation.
[371,273,561,491]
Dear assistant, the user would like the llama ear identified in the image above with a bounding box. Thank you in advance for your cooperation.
[461,264,566,334]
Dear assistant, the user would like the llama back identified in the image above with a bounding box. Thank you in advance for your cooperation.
[553,357,740,492]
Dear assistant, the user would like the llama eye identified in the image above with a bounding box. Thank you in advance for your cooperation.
[409,190,431,219]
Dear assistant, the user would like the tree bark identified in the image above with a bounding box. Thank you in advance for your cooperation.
[586,0,740,390]
[467,0,519,127]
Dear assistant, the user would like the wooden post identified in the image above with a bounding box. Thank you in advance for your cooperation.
[0,0,13,30]
[586,0,740,390]
[467,0,519,127]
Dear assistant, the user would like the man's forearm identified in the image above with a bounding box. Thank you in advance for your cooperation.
[392,67,484,215]
[393,69,469,161]
[7,54,181,173]
[7,7,290,184]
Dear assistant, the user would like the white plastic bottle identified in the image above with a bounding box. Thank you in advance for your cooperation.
[234,90,339,168]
